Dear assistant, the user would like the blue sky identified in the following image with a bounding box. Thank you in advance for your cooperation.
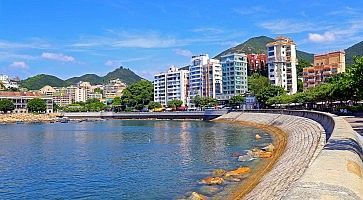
[0,0,362,80]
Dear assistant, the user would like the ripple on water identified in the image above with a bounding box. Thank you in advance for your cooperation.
[0,120,272,199]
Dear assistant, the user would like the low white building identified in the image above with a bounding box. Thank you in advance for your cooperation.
[0,91,53,113]
[154,66,189,106]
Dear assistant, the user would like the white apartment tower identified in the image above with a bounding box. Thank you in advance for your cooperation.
[221,53,248,99]
[188,54,222,104]
[154,66,189,106]
[266,36,298,94]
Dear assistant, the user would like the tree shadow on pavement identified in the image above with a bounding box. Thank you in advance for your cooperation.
[324,138,363,161]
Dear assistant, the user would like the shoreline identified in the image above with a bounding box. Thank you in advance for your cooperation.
[212,119,288,200]
[0,113,59,124]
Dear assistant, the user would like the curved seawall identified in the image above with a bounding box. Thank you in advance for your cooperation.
[217,110,363,200]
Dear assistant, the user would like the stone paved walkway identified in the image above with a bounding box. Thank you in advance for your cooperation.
[343,116,363,137]
[218,112,325,200]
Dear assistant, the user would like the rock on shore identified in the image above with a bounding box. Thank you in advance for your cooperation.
[0,113,58,124]
[225,167,251,177]
[187,192,208,200]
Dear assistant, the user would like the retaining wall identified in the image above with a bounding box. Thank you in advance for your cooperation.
[221,110,363,199]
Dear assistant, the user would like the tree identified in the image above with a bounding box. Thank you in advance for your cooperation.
[27,98,47,113]
[229,95,245,107]
[297,79,304,92]
[148,101,162,110]
[296,59,311,77]
[248,73,270,95]
[112,96,122,106]
[0,99,15,113]
[53,103,60,112]
[0,81,4,90]
[167,99,183,109]
[349,56,363,100]
[120,80,153,110]
[94,88,103,94]
[192,95,202,108]
[256,85,286,108]
[84,99,105,112]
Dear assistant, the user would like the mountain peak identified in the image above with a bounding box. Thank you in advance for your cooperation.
[214,35,313,62]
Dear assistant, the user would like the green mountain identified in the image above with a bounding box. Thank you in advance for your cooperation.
[296,50,314,64]
[103,67,142,84]
[21,74,67,90]
[345,41,363,65]
[214,36,314,63]
[21,67,143,90]
[65,74,103,85]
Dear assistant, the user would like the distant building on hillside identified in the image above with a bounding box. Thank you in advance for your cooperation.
[154,66,189,106]
[40,85,72,107]
[303,51,345,89]
[247,53,267,76]
[266,36,298,94]
[188,54,222,106]
[0,74,20,89]
[219,53,248,100]
[0,91,53,113]
[39,85,56,96]
[103,79,127,99]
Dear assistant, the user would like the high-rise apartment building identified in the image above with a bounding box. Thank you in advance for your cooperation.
[154,66,189,106]
[188,54,222,104]
[266,36,298,94]
[303,51,345,89]
[220,53,248,99]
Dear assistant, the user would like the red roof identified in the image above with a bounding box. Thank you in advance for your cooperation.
[0,91,44,97]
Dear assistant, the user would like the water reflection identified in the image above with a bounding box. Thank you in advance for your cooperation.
[0,120,272,199]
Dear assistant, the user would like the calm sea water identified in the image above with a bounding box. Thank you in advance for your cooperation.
[0,120,271,199]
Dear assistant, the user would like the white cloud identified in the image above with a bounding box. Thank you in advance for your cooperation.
[9,61,28,69]
[0,52,38,60]
[104,56,152,67]
[258,19,316,34]
[308,32,336,43]
[41,52,75,62]
[233,6,268,16]
[105,60,123,67]
[0,39,51,50]
[69,29,246,50]
[173,49,193,57]
[191,27,224,34]
[70,32,183,49]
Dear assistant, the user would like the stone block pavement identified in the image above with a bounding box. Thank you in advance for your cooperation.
[218,111,363,200]
[218,112,325,200]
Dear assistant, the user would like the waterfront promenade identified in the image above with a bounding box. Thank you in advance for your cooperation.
[344,116,363,136]
[217,110,363,200]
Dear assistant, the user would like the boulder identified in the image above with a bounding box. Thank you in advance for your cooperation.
[212,169,226,177]
[201,177,224,185]
[188,192,208,200]
[262,143,275,152]
[238,154,253,162]
[225,167,251,177]
[252,150,272,158]
[199,186,219,195]
[255,134,262,140]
